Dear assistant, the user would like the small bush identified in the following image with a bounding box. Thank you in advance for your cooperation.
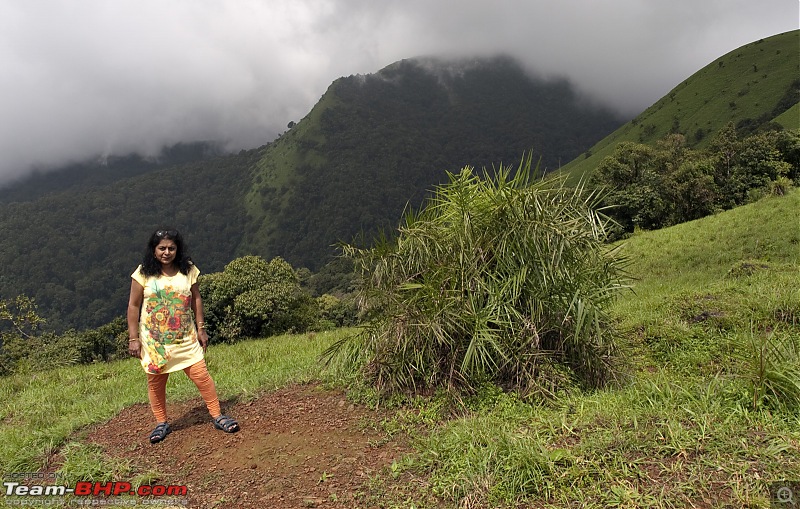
[316,294,358,329]
[770,176,793,196]
[726,259,771,278]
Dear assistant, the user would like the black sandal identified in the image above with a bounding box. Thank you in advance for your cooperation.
[213,415,240,433]
[149,422,171,444]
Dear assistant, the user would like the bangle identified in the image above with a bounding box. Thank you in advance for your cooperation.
[129,338,140,342]
[198,325,206,330]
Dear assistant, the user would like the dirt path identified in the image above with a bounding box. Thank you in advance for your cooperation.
[86,383,424,508]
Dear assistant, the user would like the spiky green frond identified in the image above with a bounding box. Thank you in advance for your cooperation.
[326,155,630,396]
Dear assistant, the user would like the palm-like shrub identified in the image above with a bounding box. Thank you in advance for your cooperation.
[326,157,629,396]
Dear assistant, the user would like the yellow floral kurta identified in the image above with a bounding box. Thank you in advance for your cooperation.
[132,264,204,374]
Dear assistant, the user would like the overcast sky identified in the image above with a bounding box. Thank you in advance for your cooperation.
[0,0,797,184]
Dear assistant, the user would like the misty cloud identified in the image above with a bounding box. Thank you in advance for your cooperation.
[0,0,796,184]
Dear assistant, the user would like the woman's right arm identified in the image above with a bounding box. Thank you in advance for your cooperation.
[127,280,144,358]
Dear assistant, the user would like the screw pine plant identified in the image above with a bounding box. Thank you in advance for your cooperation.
[326,155,629,397]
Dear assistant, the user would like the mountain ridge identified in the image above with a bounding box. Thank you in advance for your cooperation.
[241,55,624,270]
[0,141,227,204]
[562,29,800,178]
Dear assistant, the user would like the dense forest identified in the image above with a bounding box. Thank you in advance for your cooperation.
[0,150,257,331]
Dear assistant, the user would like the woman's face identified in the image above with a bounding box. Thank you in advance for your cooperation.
[154,239,178,266]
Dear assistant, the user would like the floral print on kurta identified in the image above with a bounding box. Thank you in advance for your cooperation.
[132,265,204,374]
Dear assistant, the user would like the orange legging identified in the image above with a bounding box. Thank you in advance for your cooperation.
[146,359,221,423]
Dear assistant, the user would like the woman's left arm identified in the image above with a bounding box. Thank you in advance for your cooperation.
[190,283,209,352]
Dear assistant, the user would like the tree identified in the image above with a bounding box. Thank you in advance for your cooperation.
[773,129,800,181]
[0,295,44,374]
[712,128,795,207]
[0,295,43,338]
[200,255,318,342]
[589,141,670,233]
[710,122,739,183]
[664,159,719,222]
[325,156,629,398]
[590,127,800,234]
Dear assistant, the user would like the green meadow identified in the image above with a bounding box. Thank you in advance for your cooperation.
[2,190,799,508]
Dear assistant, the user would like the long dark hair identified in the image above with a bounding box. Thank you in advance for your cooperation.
[140,229,193,277]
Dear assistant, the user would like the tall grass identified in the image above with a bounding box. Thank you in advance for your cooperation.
[736,326,800,410]
[414,370,800,508]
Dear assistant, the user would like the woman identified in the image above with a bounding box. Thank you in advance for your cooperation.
[127,229,239,443]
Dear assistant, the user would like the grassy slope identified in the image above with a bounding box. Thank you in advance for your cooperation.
[774,101,800,130]
[562,30,800,180]
[618,185,799,300]
[610,188,800,381]
[410,190,800,508]
[0,330,351,476]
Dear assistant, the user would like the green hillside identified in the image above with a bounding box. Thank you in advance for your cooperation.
[242,56,623,270]
[774,101,800,129]
[617,187,799,305]
[3,190,798,507]
[563,30,800,179]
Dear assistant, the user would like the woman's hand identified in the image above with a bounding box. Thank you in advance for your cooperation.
[127,280,144,360]
[198,329,209,353]
[128,339,142,358]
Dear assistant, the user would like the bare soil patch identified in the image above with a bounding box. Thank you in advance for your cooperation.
[85,383,425,508]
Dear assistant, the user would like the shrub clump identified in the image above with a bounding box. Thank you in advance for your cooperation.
[200,255,318,342]
[326,157,630,398]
